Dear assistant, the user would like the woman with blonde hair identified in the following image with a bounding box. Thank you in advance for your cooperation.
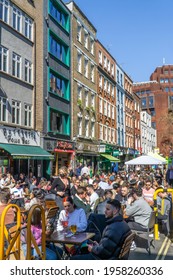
[50,166,71,210]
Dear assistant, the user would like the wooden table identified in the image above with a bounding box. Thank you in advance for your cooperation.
[47,231,95,245]
[46,231,95,259]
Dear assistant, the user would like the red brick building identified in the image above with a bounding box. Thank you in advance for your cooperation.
[133,80,169,156]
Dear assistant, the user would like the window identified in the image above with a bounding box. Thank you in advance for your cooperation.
[117,70,119,83]
[0,0,9,23]
[13,6,22,32]
[164,70,168,75]
[111,129,115,142]
[91,121,95,138]
[77,85,82,100]
[111,106,114,119]
[107,60,110,72]
[104,126,107,140]
[99,75,102,88]
[91,64,94,82]
[152,122,156,129]
[99,51,102,64]
[141,97,147,108]
[170,78,173,83]
[77,22,82,42]
[150,109,155,116]
[84,91,88,107]
[24,104,32,127]
[104,79,107,91]
[111,64,114,76]
[108,128,111,142]
[111,86,114,96]
[165,78,169,83]
[0,97,7,122]
[25,59,32,83]
[0,45,8,72]
[104,100,107,115]
[12,100,21,125]
[49,72,67,99]
[165,87,169,92]
[50,35,69,65]
[12,53,21,78]
[50,110,69,134]
[85,120,89,137]
[99,98,102,113]
[120,73,123,86]
[160,78,164,83]
[148,96,154,107]
[84,30,88,49]
[78,117,82,136]
[50,0,69,31]
[91,93,95,107]
[90,37,94,55]
[84,58,88,78]
[77,52,82,73]
[107,82,110,93]
[99,124,103,139]
[50,111,62,132]
[24,16,32,40]
[107,103,110,117]
[104,56,107,68]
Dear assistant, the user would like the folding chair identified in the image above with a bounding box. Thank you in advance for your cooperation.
[133,211,156,254]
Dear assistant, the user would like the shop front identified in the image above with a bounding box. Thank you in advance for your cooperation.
[44,139,75,176]
[98,144,120,173]
[75,142,99,175]
[0,126,54,178]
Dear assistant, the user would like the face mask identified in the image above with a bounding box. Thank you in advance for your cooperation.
[60,174,65,178]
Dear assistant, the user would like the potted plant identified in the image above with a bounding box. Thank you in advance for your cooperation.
[77,99,83,109]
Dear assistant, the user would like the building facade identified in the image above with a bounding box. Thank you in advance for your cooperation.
[66,1,98,172]
[40,0,72,176]
[133,80,167,156]
[0,0,53,177]
[140,111,156,154]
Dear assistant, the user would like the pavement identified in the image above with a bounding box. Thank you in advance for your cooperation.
[128,232,173,260]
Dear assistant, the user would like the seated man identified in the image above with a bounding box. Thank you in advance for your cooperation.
[142,179,155,206]
[86,184,99,211]
[73,187,91,216]
[157,188,172,235]
[71,199,131,260]
[125,187,152,231]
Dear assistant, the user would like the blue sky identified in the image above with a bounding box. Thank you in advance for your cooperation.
[64,0,173,82]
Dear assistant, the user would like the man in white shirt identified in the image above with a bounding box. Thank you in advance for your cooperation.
[86,184,99,211]
[81,164,90,177]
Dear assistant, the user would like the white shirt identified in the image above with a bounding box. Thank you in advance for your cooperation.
[89,192,99,210]
[81,166,89,176]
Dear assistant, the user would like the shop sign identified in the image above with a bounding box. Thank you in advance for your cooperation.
[0,126,40,146]
[113,150,119,156]
[98,145,106,153]
[57,141,73,150]
[105,144,113,153]
[84,143,97,152]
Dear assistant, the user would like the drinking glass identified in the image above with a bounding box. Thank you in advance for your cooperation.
[70,224,77,234]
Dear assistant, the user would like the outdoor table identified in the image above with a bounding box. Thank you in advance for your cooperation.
[46,231,95,259]
[47,231,95,245]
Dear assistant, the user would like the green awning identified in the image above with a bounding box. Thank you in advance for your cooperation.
[0,144,54,160]
[100,154,120,162]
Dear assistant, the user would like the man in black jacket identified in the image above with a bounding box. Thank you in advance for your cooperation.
[71,199,131,260]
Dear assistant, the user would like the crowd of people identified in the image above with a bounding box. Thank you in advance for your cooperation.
[0,163,172,260]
